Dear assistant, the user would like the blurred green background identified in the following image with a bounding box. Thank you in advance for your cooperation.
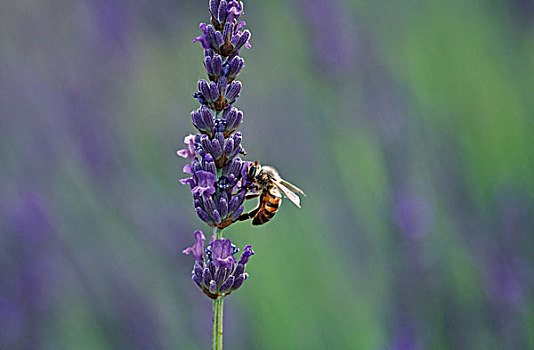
[1,0,534,349]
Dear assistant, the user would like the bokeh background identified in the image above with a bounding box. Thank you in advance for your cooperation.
[1,0,534,349]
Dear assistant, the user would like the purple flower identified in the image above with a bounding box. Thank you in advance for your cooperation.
[191,107,215,134]
[192,23,211,49]
[176,134,196,161]
[239,245,254,264]
[234,20,246,33]
[211,238,237,268]
[225,81,242,101]
[192,170,216,196]
[193,0,250,56]
[179,176,196,189]
[182,230,206,262]
[231,30,251,53]
[226,56,244,81]
[181,0,257,300]
[226,1,244,23]
[184,232,254,299]
[195,206,214,225]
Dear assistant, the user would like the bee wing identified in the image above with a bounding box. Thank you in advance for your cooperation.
[272,180,301,208]
[279,179,306,197]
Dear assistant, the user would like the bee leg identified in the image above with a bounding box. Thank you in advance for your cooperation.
[237,213,250,221]
[237,206,260,221]
[241,183,258,192]
[245,193,260,200]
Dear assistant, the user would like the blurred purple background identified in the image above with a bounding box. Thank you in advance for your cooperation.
[1,0,533,349]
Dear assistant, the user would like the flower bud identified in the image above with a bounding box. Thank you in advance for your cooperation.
[225,81,242,101]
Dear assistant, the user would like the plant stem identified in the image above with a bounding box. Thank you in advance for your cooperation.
[212,226,224,350]
[212,226,223,240]
[212,297,224,350]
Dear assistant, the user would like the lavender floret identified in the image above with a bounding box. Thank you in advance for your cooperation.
[205,55,214,76]
[205,158,217,176]
[219,275,234,293]
[191,110,208,132]
[225,81,241,101]
[210,0,219,19]
[226,1,244,23]
[192,171,216,196]
[218,0,228,23]
[211,138,223,159]
[201,134,213,154]
[222,22,233,41]
[208,81,220,101]
[232,263,244,277]
[211,238,236,268]
[232,206,244,221]
[202,267,212,286]
[212,55,222,77]
[217,76,228,93]
[195,207,213,225]
[214,131,225,146]
[222,158,240,177]
[193,275,203,289]
[222,108,243,135]
[227,56,244,80]
[209,280,218,294]
[231,273,247,291]
[194,262,204,279]
[200,106,214,129]
[198,79,211,102]
[206,25,219,49]
[228,189,245,213]
[219,197,229,218]
[239,245,254,264]
[192,23,211,50]
[224,138,234,156]
[212,210,222,224]
[182,230,206,262]
[231,30,251,53]
[215,267,226,286]
[204,195,217,216]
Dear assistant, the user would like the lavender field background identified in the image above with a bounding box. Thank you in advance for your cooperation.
[1,0,534,349]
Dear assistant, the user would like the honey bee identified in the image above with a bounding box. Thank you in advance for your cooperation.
[238,161,306,225]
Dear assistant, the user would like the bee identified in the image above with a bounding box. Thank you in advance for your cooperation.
[238,161,306,225]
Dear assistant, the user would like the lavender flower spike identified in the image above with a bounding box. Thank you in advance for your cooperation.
[180,6,262,350]
[184,233,253,299]
[180,2,252,229]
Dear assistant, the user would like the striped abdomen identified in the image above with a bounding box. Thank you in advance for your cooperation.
[252,189,281,225]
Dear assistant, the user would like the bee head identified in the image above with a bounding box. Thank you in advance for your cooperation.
[246,161,261,182]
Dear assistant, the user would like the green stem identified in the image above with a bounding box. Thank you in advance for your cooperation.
[212,297,224,350]
[213,226,223,239]
[212,226,224,350]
